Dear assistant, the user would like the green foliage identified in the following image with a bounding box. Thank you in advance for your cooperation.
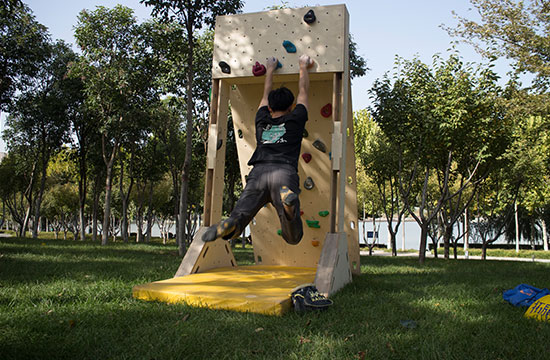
[448,0,550,90]
[0,1,49,109]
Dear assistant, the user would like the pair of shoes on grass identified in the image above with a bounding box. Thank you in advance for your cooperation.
[202,218,237,242]
[291,284,333,313]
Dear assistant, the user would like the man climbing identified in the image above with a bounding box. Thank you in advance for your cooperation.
[203,54,313,244]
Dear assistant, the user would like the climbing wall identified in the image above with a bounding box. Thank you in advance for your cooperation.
[212,5,360,274]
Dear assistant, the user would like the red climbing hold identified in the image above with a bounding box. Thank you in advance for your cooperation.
[302,153,312,163]
[300,210,304,216]
[321,103,332,118]
[252,61,266,76]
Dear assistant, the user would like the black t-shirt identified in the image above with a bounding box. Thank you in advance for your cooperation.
[247,104,308,170]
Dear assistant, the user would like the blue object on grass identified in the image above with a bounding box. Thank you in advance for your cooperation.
[503,284,550,307]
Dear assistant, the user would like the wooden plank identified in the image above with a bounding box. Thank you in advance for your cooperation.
[314,232,351,296]
[212,5,347,79]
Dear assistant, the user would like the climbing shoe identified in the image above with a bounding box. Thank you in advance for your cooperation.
[291,284,333,313]
[280,186,298,207]
[202,218,237,242]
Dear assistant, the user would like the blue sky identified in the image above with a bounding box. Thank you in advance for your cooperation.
[1,0,516,152]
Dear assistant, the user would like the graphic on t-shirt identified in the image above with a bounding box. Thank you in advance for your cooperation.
[261,124,287,144]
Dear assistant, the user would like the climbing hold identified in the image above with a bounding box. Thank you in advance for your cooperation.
[321,103,332,118]
[318,210,329,217]
[219,61,231,74]
[300,210,304,216]
[252,61,266,76]
[311,240,320,247]
[282,40,296,53]
[306,220,320,228]
[238,129,243,138]
[329,152,332,160]
[244,174,249,181]
[301,153,312,163]
[303,129,309,138]
[277,229,282,236]
[313,139,327,153]
[217,139,223,150]
[304,9,316,24]
[304,177,315,190]
[276,60,283,69]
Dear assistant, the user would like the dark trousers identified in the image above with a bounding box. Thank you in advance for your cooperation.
[226,163,303,245]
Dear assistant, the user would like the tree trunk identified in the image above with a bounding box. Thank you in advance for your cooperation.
[419,224,428,265]
[145,180,154,243]
[78,146,87,241]
[443,224,452,260]
[515,201,520,253]
[543,219,548,251]
[102,164,113,246]
[92,179,100,242]
[481,241,488,260]
[530,217,535,250]
[32,160,48,239]
[21,206,32,238]
[177,33,195,257]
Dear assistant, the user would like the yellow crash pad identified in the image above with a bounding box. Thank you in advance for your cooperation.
[524,294,550,322]
[132,265,316,316]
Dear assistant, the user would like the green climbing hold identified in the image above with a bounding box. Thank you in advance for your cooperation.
[277,229,282,236]
[318,210,329,217]
[306,220,320,228]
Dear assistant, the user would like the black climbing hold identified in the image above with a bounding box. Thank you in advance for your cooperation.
[219,61,231,74]
[238,129,243,138]
[282,40,296,53]
[313,139,327,153]
[217,139,223,150]
[304,9,316,24]
[303,129,308,138]
[304,177,315,190]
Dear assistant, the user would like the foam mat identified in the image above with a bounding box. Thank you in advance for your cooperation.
[132,265,317,316]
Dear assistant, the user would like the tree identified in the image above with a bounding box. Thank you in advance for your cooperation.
[355,109,405,256]
[73,5,159,245]
[141,0,244,255]
[0,1,49,110]
[370,54,504,264]
[4,40,75,239]
[448,0,550,90]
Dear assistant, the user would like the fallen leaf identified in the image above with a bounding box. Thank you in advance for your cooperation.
[305,319,311,326]
[434,303,440,307]
[255,327,264,332]
[46,310,54,315]
[355,351,366,360]
[69,320,76,329]
[299,336,311,344]
[182,314,190,322]
[386,342,395,352]
[344,334,354,341]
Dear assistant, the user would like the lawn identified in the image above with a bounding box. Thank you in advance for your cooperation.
[1,237,549,360]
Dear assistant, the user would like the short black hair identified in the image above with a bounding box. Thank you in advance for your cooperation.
[268,87,294,111]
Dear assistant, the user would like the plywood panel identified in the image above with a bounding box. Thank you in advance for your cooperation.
[212,5,347,79]
[229,77,359,274]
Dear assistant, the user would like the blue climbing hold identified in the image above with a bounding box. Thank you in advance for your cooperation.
[282,40,296,53]
[276,60,283,69]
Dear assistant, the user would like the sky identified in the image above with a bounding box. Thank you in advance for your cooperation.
[1,0,516,152]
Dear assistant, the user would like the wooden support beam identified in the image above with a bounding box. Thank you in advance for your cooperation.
[329,72,342,234]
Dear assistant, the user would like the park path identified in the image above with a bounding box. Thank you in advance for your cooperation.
[361,249,550,263]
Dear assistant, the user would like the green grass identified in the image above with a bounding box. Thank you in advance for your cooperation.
[452,247,550,259]
[1,237,550,360]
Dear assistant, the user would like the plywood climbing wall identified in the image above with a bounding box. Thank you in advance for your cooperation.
[210,5,360,275]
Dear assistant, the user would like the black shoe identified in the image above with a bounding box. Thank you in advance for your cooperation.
[202,225,218,242]
[280,186,298,207]
[291,284,333,313]
[202,218,238,242]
